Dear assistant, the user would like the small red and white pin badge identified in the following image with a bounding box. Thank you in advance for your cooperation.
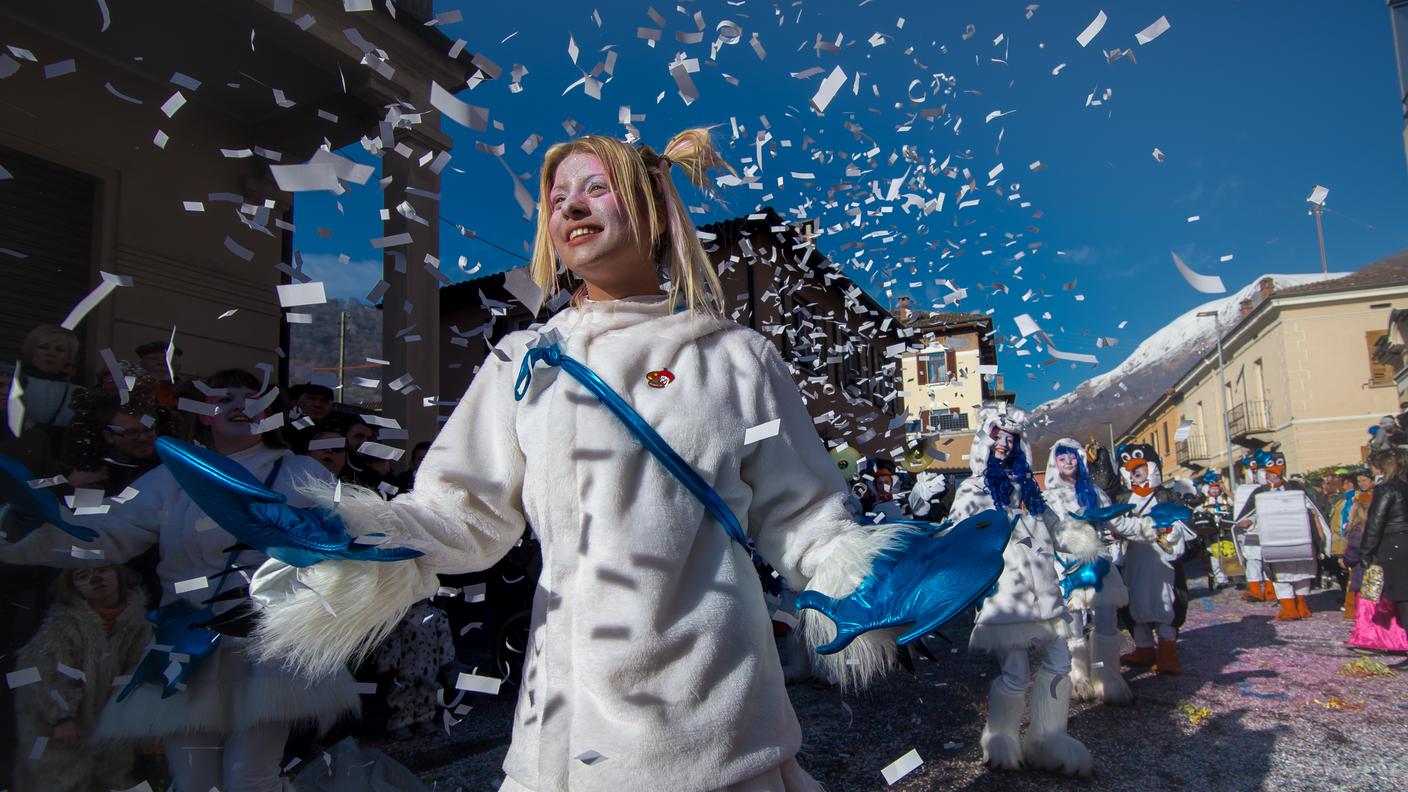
[645,368,675,388]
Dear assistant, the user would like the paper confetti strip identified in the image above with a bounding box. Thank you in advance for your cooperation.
[881,748,923,785]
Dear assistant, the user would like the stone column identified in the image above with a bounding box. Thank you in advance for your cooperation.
[380,124,452,451]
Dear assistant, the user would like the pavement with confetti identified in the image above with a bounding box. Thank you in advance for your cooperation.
[371,579,1408,791]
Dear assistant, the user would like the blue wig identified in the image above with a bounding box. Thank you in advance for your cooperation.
[1055,446,1102,512]
[984,445,1047,516]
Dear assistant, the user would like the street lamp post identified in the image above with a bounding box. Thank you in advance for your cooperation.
[1198,310,1239,490]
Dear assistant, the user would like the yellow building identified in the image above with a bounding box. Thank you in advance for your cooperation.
[898,311,1013,472]
[1120,391,1182,472]
[1126,255,1408,480]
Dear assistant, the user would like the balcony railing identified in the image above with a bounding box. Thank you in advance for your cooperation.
[1228,400,1273,438]
[1177,434,1210,462]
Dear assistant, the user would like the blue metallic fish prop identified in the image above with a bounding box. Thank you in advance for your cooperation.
[1068,502,1137,524]
[154,437,424,568]
[0,454,98,542]
[1149,502,1193,528]
[795,508,1014,654]
[1058,555,1111,598]
[117,599,221,701]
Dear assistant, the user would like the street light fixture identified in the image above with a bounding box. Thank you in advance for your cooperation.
[1197,310,1239,490]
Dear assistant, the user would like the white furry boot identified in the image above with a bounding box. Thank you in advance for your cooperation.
[1022,670,1093,777]
[980,680,1026,771]
[1067,636,1096,702]
[1090,631,1134,706]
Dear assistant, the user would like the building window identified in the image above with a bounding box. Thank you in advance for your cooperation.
[1368,329,1395,387]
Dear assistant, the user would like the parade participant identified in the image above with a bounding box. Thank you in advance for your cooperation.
[1042,439,1147,706]
[953,411,1100,775]
[0,369,360,792]
[1114,443,1190,674]
[144,130,1010,792]
[1236,451,1274,603]
[1234,451,1331,621]
[1194,472,1236,590]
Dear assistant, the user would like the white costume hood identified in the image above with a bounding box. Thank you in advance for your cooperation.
[969,405,1037,478]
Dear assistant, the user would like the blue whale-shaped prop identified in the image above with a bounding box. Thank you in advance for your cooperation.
[795,508,1013,654]
[0,454,98,542]
[1149,502,1193,528]
[155,437,424,568]
[1069,502,1137,524]
[117,600,221,701]
[1059,556,1111,598]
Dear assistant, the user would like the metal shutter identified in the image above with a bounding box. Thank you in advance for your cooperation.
[0,145,96,364]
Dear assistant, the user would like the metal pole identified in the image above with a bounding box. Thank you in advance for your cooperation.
[1106,421,1116,457]
[1312,203,1328,278]
[338,310,347,399]
[1212,312,1239,490]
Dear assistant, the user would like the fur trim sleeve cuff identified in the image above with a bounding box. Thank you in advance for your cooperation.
[250,479,440,679]
[1055,520,1102,563]
[798,524,910,691]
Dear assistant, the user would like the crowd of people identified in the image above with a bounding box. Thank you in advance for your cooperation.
[0,324,447,791]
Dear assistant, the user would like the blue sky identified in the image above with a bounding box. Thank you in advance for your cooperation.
[295,0,1408,405]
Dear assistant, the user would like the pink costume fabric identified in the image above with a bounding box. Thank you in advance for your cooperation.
[1346,594,1408,653]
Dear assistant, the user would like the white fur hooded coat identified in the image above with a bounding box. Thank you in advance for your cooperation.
[249,296,904,792]
[950,410,1099,653]
[1041,439,1144,611]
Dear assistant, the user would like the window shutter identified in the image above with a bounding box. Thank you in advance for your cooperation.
[920,409,931,429]
[946,349,957,380]
[917,355,928,385]
[1367,330,1394,387]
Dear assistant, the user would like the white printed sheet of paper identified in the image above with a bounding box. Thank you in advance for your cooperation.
[1254,490,1315,564]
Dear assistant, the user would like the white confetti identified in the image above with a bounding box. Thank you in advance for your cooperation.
[1171,251,1226,294]
[1076,11,1107,48]
[881,748,923,785]
[1135,16,1172,45]
[743,419,781,445]
[6,667,40,688]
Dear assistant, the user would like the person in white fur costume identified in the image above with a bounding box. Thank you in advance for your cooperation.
[1,368,359,792]
[162,129,1001,792]
[950,409,1101,776]
[1041,439,1151,706]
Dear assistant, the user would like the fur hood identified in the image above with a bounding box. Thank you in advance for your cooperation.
[968,405,1037,477]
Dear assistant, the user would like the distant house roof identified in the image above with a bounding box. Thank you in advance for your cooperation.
[1275,250,1408,298]
[908,311,992,329]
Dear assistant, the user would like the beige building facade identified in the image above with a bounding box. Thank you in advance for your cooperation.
[898,312,1011,472]
[1134,258,1408,480]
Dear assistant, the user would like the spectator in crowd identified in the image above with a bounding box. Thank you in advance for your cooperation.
[370,599,456,739]
[1,325,84,476]
[390,441,432,494]
[1369,415,1406,451]
[1343,471,1374,620]
[61,399,164,496]
[134,341,186,408]
[1397,401,1408,437]
[1357,448,1408,664]
[342,415,391,490]
[300,419,352,480]
[0,368,359,792]
[289,382,334,424]
[11,565,150,792]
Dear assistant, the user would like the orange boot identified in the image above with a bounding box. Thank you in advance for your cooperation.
[1343,591,1358,620]
[1242,581,1264,602]
[1155,639,1181,675]
[1261,583,1278,602]
[1121,645,1157,666]
[1275,598,1301,621]
[1296,595,1312,619]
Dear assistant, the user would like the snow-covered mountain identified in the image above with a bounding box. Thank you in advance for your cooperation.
[1027,272,1344,456]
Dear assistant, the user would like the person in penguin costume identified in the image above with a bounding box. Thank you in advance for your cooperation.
[1236,450,1276,603]
[1193,471,1237,590]
[1041,439,1152,706]
[950,408,1102,776]
[1233,451,1332,621]
[1113,443,1193,675]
